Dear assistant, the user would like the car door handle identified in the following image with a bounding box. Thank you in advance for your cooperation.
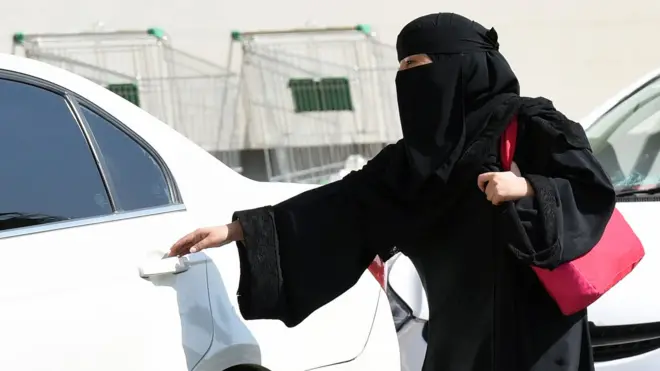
[139,256,190,278]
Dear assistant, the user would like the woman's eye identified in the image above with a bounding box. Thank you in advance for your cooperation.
[399,58,424,71]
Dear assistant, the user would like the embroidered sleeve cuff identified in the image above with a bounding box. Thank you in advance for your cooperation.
[523,174,562,268]
[232,206,286,321]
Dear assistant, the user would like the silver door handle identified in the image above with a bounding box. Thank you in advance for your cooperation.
[139,256,190,278]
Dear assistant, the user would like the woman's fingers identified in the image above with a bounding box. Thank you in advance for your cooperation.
[169,225,230,257]
[189,237,213,254]
[169,229,208,257]
[477,172,495,192]
[482,173,503,205]
[188,240,208,254]
[485,181,495,201]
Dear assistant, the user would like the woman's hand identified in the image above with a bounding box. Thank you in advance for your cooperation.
[477,166,534,205]
[168,221,244,257]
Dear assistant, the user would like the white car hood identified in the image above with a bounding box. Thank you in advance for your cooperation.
[586,202,660,326]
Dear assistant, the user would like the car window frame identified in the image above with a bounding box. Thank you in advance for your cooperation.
[73,96,182,210]
[586,73,660,194]
[587,74,660,140]
[0,69,185,240]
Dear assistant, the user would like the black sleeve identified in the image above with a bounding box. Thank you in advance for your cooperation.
[232,141,455,327]
[501,146,616,269]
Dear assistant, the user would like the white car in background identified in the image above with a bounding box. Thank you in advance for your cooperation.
[0,53,399,371]
[388,68,660,371]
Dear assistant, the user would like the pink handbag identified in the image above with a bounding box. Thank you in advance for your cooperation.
[500,116,645,315]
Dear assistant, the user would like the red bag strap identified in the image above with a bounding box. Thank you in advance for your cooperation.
[500,115,519,171]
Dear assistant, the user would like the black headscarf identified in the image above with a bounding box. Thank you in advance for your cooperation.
[395,13,521,182]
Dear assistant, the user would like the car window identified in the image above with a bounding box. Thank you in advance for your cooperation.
[80,105,173,211]
[587,77,660,191]
[0,79,112,232]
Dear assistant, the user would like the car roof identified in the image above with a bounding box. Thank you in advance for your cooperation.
[0,52,162,135]
[0,52,250,182]
[0,52,116,98]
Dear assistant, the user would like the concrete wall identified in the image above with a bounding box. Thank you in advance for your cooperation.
[3,0,659,121]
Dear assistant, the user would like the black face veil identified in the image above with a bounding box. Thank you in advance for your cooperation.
[395,13,521,182]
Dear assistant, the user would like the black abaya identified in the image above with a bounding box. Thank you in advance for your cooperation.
[232,97,615,371]
[230,13,616,371]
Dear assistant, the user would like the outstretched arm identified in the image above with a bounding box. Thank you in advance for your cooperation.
[231,140,458,327]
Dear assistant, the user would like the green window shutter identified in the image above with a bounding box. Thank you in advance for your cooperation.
[288,79,320,113]
[319,78,353,111]
[107,83,140,107]
[288,77,353,113]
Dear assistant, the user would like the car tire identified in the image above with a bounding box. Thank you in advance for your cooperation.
[225,365,270,371]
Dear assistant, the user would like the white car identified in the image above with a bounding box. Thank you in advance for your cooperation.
[0,53,399,371]
[386,254,428,371]
[388,68,660,371]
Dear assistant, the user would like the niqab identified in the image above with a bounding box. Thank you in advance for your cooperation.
[395,13,520,182]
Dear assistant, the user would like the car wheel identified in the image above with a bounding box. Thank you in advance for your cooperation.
[225,364,270,371]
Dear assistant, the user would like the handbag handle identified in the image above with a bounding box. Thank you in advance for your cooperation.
[500,115,519,171]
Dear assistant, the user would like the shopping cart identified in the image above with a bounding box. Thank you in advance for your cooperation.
[12,28,242,172]
[227,24,401,183]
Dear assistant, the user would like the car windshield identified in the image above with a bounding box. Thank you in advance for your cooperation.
[587,76,660,192]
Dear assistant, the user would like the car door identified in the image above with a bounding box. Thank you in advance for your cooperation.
[0,74,214,371]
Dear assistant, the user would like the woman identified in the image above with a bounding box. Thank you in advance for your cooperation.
[170,13,615,371]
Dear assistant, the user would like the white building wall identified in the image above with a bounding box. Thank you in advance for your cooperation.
[2,0,659,123]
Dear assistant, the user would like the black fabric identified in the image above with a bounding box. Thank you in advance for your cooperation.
[396,13,520,183]
[406,120,612,371]
[232,207,285,321]
[234,98,615,371]
[231,12,616,371]
[396,13,500,60]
